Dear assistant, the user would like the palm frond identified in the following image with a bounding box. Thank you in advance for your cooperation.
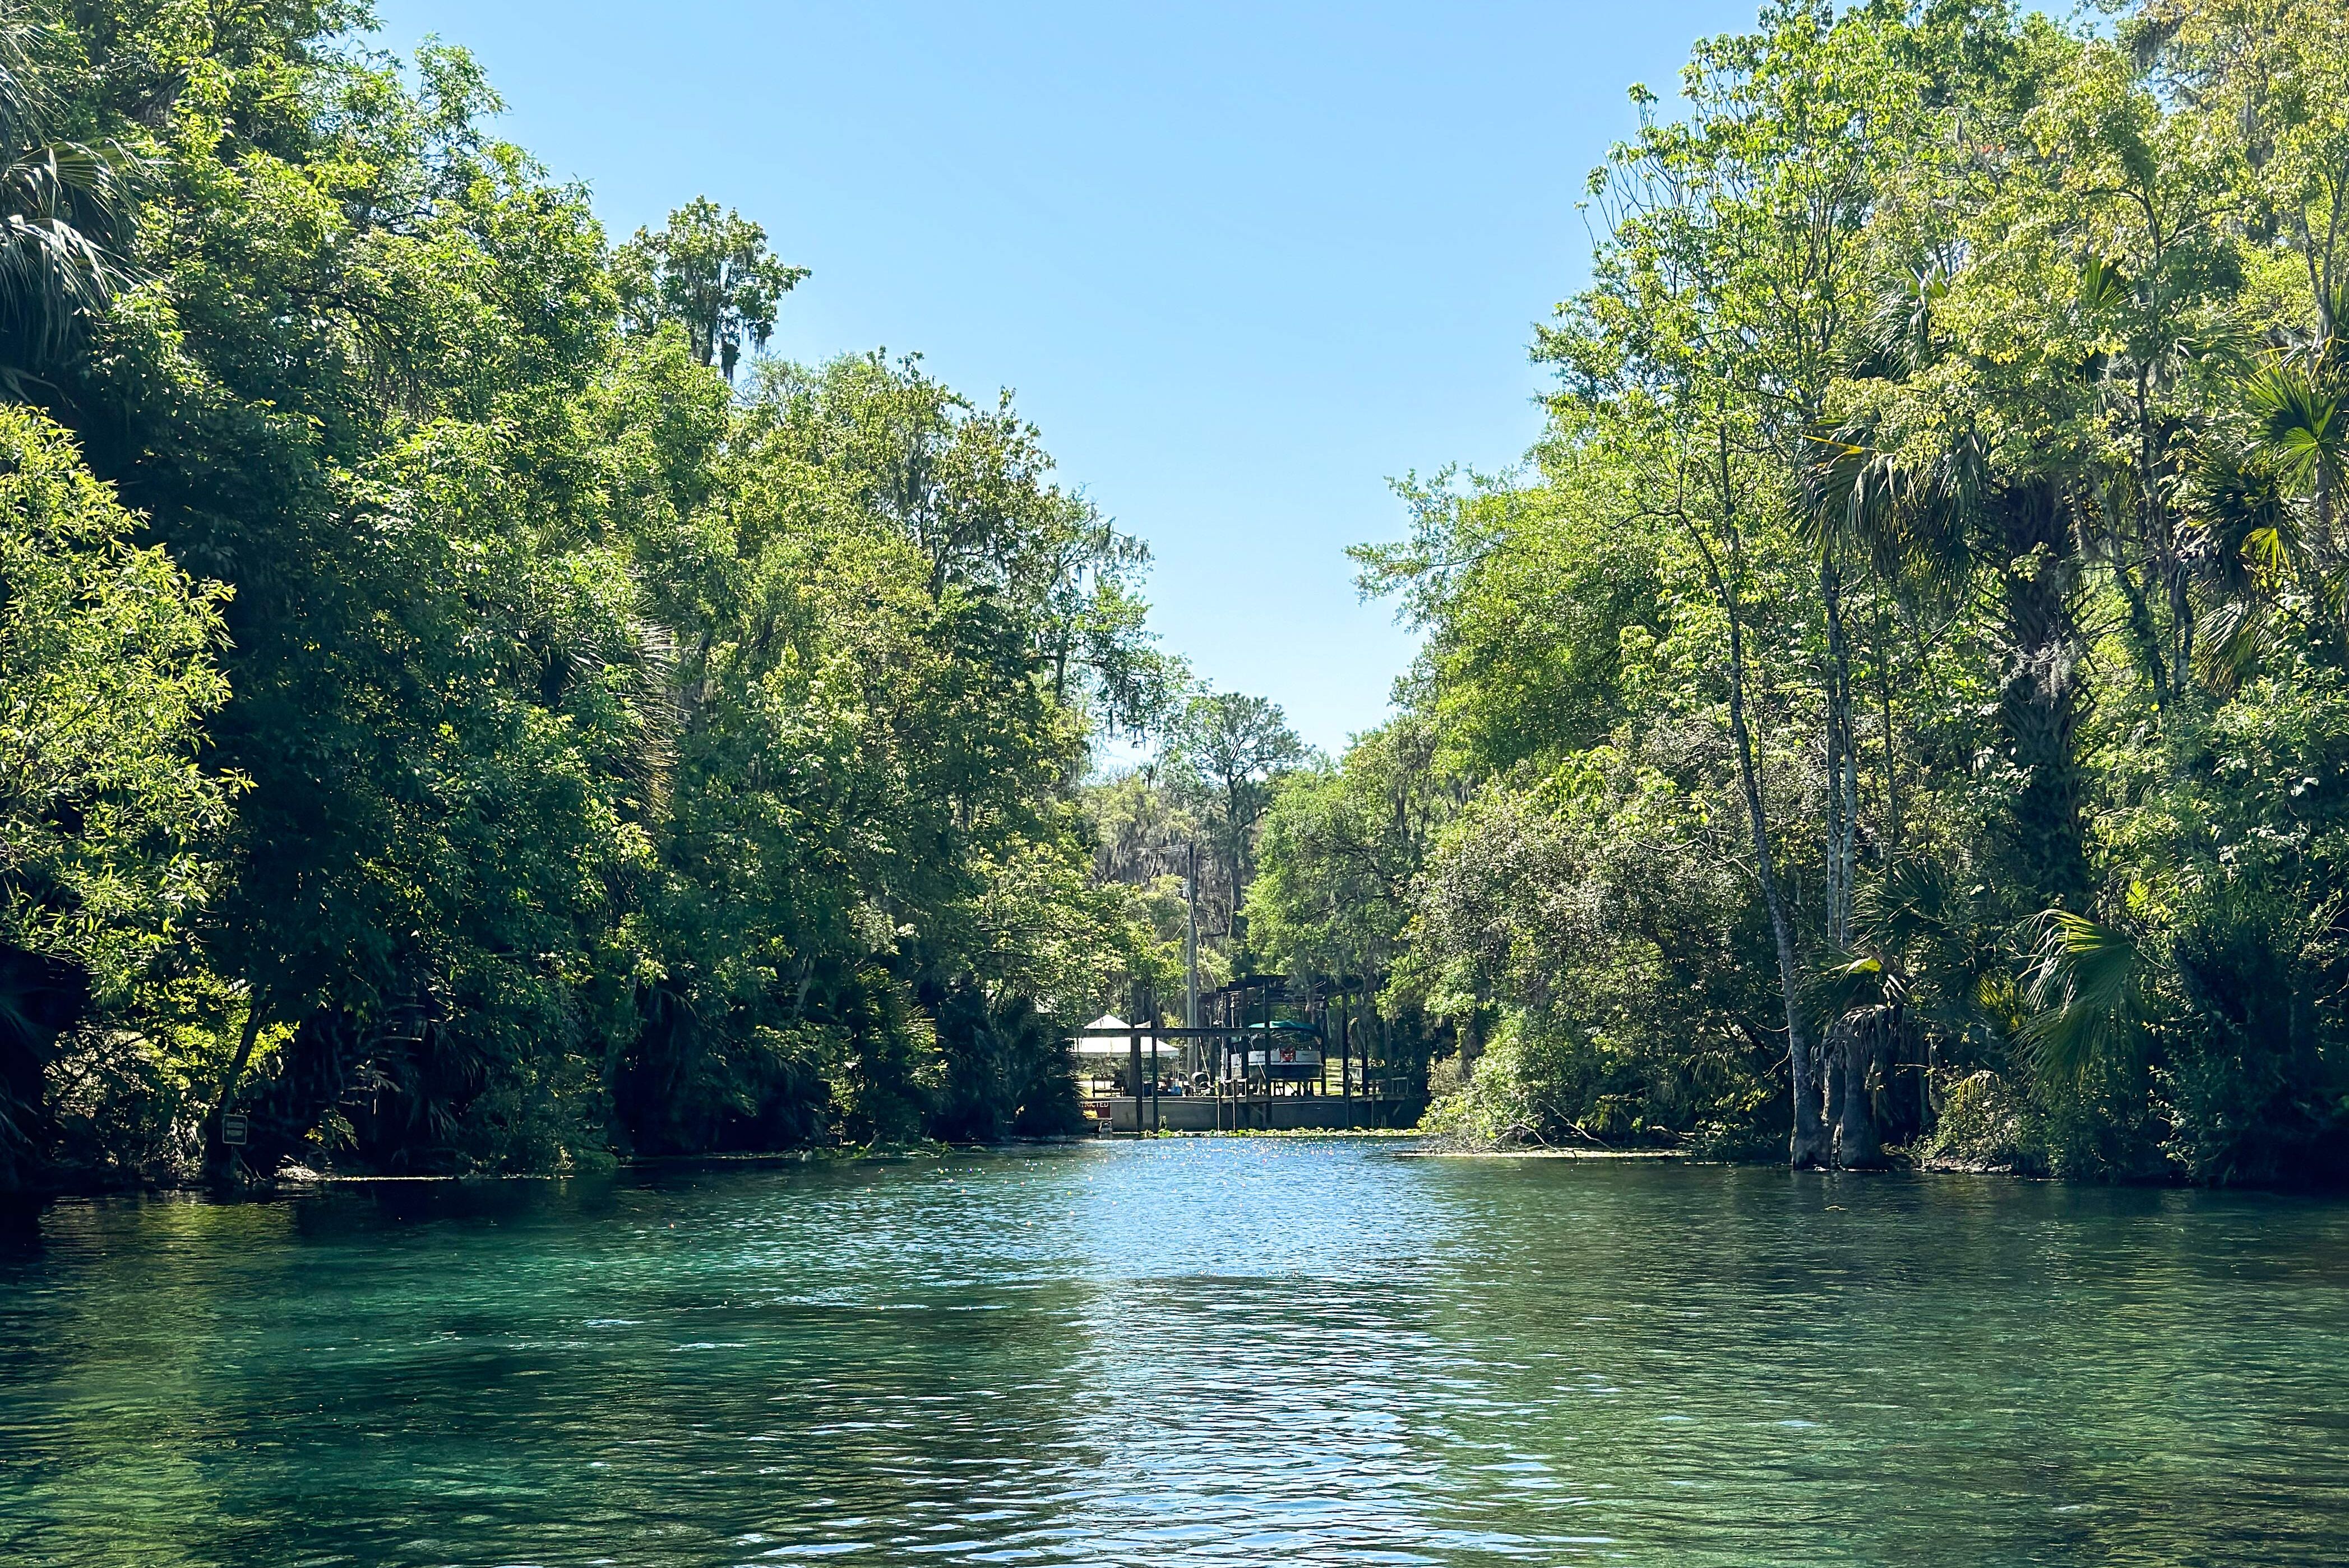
[0,11,143,387]
[2244,359,2347,493]
[2185,450,2292,591]
[2181,451,2299,691]
[1808,952,1902,1019]
[1849,263,1948,382]
[2019,909,2140,1085]
[0,13,44,154]
[2194,592,2278,696]
[2078,254,2131,315]
[1802,427,1973,599]
[0,137,138,384]
[1858,856,1953,952]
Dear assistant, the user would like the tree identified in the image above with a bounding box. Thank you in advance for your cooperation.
[1289,0,2349,1181]
[19,0,2345,1189]
[0,13,130,394]
[1246,718,1460,1091]
[0,1,1166,1183]
[1536,5,1936,1165]
[0,409,234,1186]
[617,197,807,381]
[1166,688,1303,946]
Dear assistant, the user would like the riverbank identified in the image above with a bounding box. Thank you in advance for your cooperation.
[1392,1146,1684,1159]
[19,1127,2338,1198]
[3,1129,1437,1200]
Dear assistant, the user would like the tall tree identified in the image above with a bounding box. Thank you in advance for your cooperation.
[1168,688,1303,946]
[618,197,808,381]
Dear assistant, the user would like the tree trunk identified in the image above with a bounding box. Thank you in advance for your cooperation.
[1993,480,2092,912]
[1830,1010,1887,1169]
[1876,601,1902,854]
[204,996,270,1183]
[1820,552,1859,951]
[1690,526,1827,1167]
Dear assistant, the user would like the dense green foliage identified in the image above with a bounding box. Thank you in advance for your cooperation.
[1078,689,1306,998]
[1253,0,2349,1183]
[0,0,1181,1185]
[11,0,2344,1188]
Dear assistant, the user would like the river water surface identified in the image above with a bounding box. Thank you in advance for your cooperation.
[3,1140,2347,1566]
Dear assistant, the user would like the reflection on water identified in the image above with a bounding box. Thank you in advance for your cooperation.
[3,1140,2347,1566]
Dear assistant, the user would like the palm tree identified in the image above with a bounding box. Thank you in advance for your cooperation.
[1807,427,2109,1171]
[0,12,131,394]
[2185,292,2349,685]
[2245,349,2348,530]
[2240,348,2348,613]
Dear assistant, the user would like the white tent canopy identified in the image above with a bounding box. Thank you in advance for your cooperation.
[1071,1014,1170,1057]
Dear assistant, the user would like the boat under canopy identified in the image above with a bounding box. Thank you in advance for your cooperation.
[1223,1043,1323,1080]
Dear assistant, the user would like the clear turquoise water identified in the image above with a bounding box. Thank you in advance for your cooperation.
[2,1140,2346,1566]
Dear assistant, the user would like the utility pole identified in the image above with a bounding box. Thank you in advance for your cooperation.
[1184,843,1201,1034]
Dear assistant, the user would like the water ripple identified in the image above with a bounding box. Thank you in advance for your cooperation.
[2,1144,2347,1565]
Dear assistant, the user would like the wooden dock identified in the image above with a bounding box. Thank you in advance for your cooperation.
[1083,1093,1423,1134]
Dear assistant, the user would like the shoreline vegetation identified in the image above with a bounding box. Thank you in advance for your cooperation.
[0,1150,2075,1202]
[2,0,2345,1196]
[1244,0,2349,1191]
[0,1130,2254,1200]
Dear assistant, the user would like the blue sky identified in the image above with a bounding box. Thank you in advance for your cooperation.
[369,1,1759,755]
